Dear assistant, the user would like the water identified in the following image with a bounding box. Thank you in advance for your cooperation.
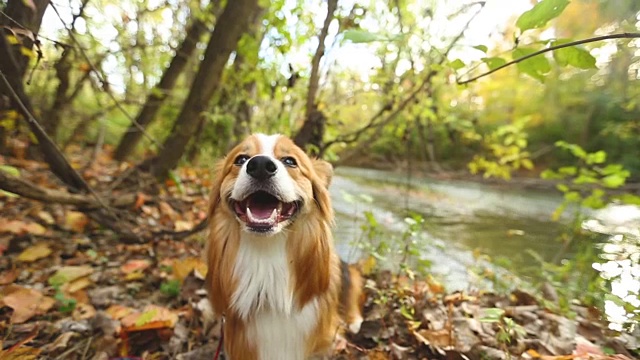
[331,167,637,283]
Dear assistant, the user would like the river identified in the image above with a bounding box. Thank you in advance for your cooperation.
[330,167,640,330]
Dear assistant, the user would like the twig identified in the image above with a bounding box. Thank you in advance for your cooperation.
[0,170,136,208]
[457,33,640,85]
[48,1,163,150]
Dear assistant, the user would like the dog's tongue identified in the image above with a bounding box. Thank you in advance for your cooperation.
[248,197,278,219]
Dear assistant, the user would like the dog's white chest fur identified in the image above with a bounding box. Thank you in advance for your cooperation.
[231,233,318,360]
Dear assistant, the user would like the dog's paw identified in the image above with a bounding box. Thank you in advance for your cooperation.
[347,316,363,334]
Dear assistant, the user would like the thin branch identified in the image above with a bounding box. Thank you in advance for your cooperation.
[457,33,640,85]
[48,1,163,150]
[0,170,136,208]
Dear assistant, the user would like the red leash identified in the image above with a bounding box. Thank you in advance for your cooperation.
[213,317,224,360]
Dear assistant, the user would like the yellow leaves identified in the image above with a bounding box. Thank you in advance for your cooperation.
[171,257,207,283]
[0,285,55,323]
[120,304,179,330]
[360,255,377,276]
[17,243,52,262]
[63,211,89,233]
[413,328,452,348]
[48,265,94,288]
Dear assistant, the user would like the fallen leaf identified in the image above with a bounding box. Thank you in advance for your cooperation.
[0,218,46,235]
[0,346,41,360]
[72,302,96,320]
[0,285,55,323]
[0,269,18,285]
[413,328,452,348]
[121,305,178,329]
[63,211,89,232]
[48,266,94,287]
[42,332,77,354]
[66,276,93,293]
[36,211,55,225]
[106,304,137,320]
[121,259,151,274]
[174,220,193,231]
[134,192,147,209]
[172,257,207,283]
[17,243,52,262]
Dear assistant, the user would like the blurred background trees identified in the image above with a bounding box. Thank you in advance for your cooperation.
[0,0,638,178]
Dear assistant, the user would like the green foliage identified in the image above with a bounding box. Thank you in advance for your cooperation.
[53,286,77,314]
[513,47,551,82]
[552,40,597,69]
[468,118,534,180]
[541,141,638,221]
[516,0,570,32]
[482,57,507,70]
[160,279,181,298]
[480,308,527,345]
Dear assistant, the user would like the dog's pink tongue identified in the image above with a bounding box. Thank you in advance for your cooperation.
[248,199,278,219]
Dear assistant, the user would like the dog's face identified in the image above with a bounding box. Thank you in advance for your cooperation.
[210,134,333,235]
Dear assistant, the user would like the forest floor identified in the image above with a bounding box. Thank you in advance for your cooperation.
[1,149,639,360]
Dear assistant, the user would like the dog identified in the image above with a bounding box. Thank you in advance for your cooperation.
[205,133,364,360]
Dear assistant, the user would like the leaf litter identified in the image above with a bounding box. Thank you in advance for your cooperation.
[0,150,638,359]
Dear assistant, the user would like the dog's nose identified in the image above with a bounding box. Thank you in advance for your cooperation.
[246,156,278,180]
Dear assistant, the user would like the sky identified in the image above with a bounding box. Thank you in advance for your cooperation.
[38,0,534,91]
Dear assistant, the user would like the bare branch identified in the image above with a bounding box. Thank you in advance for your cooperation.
[457,33,640,85]
[0,171,136,208]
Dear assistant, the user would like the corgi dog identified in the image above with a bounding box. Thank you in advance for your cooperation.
[205,133,364,360]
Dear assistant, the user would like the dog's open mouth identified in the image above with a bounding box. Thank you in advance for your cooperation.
[231,191,299,232]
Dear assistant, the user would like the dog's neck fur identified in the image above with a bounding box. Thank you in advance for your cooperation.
[230,232,320,360]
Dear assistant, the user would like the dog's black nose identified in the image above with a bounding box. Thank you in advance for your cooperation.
[246,156,278,180]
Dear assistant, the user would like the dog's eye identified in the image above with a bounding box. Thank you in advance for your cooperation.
[234,155,250,166]
[281,156,297,167]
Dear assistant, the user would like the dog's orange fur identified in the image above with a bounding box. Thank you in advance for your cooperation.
[205,134,362,359]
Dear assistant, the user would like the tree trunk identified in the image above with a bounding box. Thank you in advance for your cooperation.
[144,0,262,179]
[293,0,338,152]
[113,18,208,161]
[227,7,267,150]
[0,0,49,78]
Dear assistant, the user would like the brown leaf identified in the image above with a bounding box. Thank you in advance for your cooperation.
[120,259,151,274]
[42,332,77,354]
[0,269,18,285]
[17,243,52,262]
[72,302,96,320]
[0,218,46,235]
[0,346,41,360]
[0,285,55,323]
[105,304,136,320]
[413,328,452,348]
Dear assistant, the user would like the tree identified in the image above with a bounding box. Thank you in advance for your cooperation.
[293,0,338,153]
[112,4,221,161]
[141,0,263,179]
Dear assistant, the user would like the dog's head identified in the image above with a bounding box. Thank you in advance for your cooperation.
[209,134,333,235]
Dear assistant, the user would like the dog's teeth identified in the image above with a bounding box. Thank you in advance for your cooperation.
[246,207,278,224]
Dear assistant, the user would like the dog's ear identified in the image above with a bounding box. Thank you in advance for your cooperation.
[311,159,333,218]
[312,159,333,188]
[207,159,226,217]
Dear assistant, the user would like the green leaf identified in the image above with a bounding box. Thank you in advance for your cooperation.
[342,29,387,43]
[513,47,550,82]
[449,59,465,70]
[482,57,507,70]
[552,40,597,69]
[516,0,570,32]
[586,150,607,164]
[602,174,626,188]
[473,45,488,53]
[0,165,20,177]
